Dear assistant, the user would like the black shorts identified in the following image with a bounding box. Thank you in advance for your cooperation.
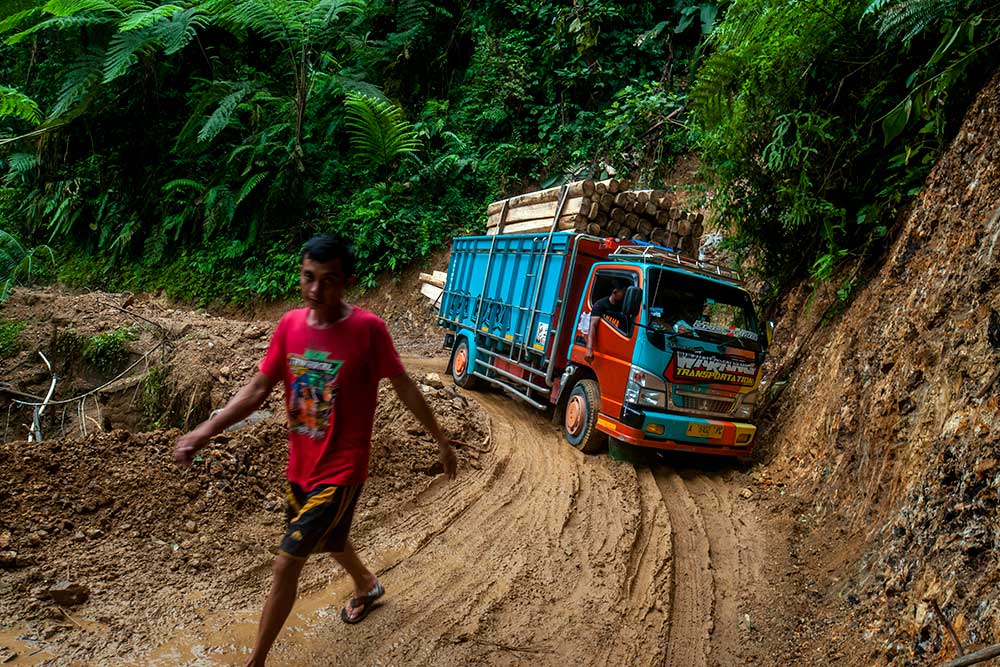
[279,482,363,560]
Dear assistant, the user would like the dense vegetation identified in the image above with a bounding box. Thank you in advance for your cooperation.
[0,0,997,304]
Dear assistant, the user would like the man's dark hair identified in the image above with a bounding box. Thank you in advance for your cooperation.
[301,234,356,277]
[612,278,631,291]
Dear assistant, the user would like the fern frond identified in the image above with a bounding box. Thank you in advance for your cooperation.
[865,0,962,42]
[306,0,362,32]
[162,178,205,193]
[102,25,156,82]
[236,172,266,206]
[118,3,183,31]
[396,0,428,33]
[6,12,108,44]
[0,7,43,33]
[344,92,420,170]
[0,86,42,125]
[51,49,103,116]
[5,152,39,175]
[690,49,744,126]
[198,85,251,143]
[154,6,208,54]
[216,0,299,45]
[202,184,235,238]
[39,0,127,18]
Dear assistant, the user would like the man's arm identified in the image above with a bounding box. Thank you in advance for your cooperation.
[585,314,600,362]
[174,371,280,466]
[389,373,458,479]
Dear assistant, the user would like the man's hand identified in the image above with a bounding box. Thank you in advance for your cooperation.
[174,430,210,466]
[438,440,458,480]
[584,349,594,362]
[172,371,277,467]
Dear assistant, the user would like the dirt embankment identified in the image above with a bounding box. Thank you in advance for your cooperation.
[759,70,1000,664]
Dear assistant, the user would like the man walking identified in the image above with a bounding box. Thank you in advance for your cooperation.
[174,234,458,667]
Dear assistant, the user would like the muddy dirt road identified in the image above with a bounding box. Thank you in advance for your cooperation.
[111,357,804,667]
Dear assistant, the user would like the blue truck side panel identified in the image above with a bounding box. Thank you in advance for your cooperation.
[440,233,575,361]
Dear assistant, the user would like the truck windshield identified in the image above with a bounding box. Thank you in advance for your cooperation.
[645,268,761,351]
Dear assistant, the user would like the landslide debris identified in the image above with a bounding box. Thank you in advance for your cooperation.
[0,286,487,665]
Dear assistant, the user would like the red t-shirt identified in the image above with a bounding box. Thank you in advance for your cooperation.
[259,307,405,490]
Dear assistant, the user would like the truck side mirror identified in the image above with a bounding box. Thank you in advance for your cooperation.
[623,286,642,319]
[766,320,774,347]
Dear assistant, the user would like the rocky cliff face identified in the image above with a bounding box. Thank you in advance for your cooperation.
[762,70,1000,664]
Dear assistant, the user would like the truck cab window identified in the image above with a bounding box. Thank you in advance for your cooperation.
[589,270,636,335]
[645,268,761,352]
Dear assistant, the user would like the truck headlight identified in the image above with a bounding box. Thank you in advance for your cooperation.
[625,365,667,408]
[734,390,759,419]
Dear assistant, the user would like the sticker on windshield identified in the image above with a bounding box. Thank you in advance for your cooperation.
[693,321,759,341]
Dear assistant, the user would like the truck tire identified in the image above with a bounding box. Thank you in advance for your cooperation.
[451,337,479,389]
[564,379,607,454]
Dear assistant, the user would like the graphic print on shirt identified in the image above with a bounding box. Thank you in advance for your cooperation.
[287,350,343,440]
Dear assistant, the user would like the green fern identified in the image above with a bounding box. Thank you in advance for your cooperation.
[6,11,107,44]
[397,0,428,33]
[864,0,963,41]
[102,26,154,82]
[0,229,55,300]
[202,185,236,238]
[0,86,42,124]
[162,178,206,193]
[2,153,40,188]
[344,92,420,172]
[0,7,43,33]
[236,172,266,206]
[118,3,183,31]
[209,0,363,46]
[51,49,104,117]
[156,6,207,54]
[198,85,251,143]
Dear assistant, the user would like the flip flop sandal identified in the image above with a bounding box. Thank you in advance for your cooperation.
[341,581,385,624]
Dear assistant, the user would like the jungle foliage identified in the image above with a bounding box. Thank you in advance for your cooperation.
[0,0,997,302]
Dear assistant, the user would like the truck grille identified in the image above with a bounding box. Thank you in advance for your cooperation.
[675,394,736,414]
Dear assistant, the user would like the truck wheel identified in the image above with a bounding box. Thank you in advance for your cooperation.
[564,379,606,454]
[451,337,479,389]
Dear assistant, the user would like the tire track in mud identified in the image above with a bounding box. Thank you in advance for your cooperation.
[131,376,775,667]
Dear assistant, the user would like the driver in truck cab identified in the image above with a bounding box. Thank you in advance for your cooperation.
[585,277,631,362]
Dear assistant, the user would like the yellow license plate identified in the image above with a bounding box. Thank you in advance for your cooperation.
[686,423,724,439]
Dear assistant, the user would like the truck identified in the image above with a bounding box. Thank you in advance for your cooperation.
[437,230,771,458]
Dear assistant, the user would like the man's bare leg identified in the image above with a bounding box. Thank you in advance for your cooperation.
[245,553,306,667]
[332,540,379,600]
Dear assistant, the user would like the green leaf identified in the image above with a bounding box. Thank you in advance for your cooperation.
[700,4,719,34]
[882,98,911,146]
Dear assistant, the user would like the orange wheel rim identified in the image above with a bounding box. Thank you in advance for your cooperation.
[566,394,586,436]
[455,347,468,376]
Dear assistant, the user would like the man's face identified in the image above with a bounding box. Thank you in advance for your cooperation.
[611,287,626,303]
[300,256,351,314]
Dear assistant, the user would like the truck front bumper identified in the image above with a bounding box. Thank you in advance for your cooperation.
[595,410,756,459]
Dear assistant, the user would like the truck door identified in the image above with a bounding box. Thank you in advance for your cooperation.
[575,267,641,421]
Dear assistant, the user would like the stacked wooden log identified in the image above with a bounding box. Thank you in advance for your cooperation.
[486,179,705,256]
[419,271,447,307]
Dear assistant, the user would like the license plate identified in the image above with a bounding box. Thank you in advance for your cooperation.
[686,423,724,439]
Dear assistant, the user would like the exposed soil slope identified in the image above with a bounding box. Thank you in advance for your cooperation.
[759,69,1000,665]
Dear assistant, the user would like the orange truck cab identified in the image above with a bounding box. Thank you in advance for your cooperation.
[439,232,771,459]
